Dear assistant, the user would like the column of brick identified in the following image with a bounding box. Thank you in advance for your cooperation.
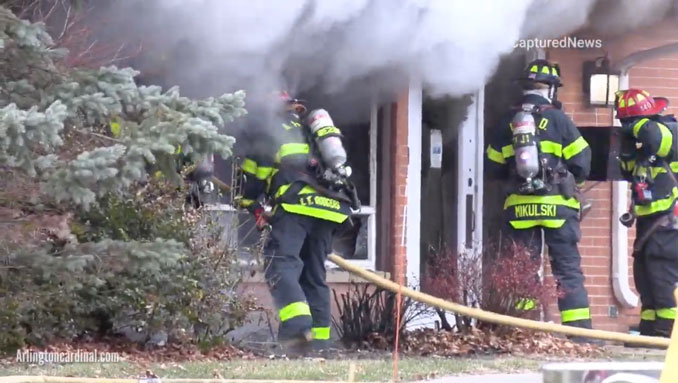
[390,92,411,286]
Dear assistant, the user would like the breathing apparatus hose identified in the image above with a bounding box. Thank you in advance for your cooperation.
[327,253,672,348]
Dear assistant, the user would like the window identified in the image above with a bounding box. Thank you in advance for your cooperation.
[327,103,378,271]
[206,103,379,271]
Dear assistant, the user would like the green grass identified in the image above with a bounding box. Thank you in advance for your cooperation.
[0,356,542,382]
[0,347,668,382]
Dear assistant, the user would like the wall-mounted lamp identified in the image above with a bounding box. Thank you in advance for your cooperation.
[583,57,620,107]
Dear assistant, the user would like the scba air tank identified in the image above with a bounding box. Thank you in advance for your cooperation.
[511,107,540,180]
[305,109,347,170]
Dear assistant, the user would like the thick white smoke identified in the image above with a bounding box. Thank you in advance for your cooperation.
[90,0,677,121]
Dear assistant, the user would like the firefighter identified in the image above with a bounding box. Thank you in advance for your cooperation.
[486,59,595,332]
[235,92,359,353]
[615,88,678,338]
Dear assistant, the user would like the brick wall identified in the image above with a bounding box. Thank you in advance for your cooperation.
[545,19,678,331]
[389,93,412,285]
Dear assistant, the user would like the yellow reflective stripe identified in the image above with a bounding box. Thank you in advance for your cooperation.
[540,141,562,157]
[622,160,637,172]
[276,143,310,162]
[563,136,589,160]
[502,144,515,158]
[486,145,505,164]
[504,194,580,210]
[241,158,258,175]
[641,309,656,321]
[279,301,311,322]
[515,298,536,311]
[657,123,673,157]
[657,307,677,320]
[110,121,121,137]
[561,307,591,323]
[238,198,255,208]
[632,118,649,138]
[256,166,273,180]
[312,327,330,340]
[510,219,565,229]
[635,187,678,216]
[316,126,341,138]
[274,183,316,199]
[281,203,348,223]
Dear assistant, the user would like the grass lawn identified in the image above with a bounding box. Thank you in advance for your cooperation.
[0,348,667,382]
[0,356,543,382]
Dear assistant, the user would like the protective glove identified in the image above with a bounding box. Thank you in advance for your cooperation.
[253,206,271,231]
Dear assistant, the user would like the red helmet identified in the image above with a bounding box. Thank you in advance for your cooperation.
[614,88,669,119]
[276,91,306,105]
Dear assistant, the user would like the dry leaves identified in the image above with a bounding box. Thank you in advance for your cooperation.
[400,328,605,358]
[1,338,257,364]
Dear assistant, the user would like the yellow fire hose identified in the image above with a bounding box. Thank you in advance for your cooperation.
[327,253,672,348]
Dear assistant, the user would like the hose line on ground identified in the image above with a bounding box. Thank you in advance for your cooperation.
[328,253,671,348]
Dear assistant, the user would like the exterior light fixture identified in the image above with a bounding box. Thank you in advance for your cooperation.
[583,57,620,107]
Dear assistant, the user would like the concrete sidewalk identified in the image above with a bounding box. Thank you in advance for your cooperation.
[413,372,542,383]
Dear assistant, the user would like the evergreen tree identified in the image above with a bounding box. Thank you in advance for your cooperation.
[0,6,249,350]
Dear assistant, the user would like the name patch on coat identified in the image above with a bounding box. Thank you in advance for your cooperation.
[514,204,557,218]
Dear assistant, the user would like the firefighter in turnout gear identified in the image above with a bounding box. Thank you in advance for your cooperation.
[236,91,360,352]
[615,88,678,338]
[486,59,595,332]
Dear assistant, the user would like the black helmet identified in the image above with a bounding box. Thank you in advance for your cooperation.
[518,59,562,87]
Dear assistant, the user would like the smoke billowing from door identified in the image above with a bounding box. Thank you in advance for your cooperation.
[92,0,676,118]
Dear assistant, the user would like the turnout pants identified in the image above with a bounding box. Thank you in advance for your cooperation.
[504,216,593,328]
[263,210,337,347]
[633,216,678,337]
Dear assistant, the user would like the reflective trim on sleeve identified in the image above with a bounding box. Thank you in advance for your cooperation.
[657,307,677,320]
[256,166,274,181]
[504,194,580,210]
[502,144,515,159]
[279,301,311,322]
[657,123,673,157]
[641,309,656,321]
[539,141,562,157]
[632,118,650,138]
[241,158,258,175]
[238,198,255,208]
[281,203,348,223]
[509,219,565,229]
[563,136,589,160]
[486,145,506,164]
[561,307,591,323]
[312,327,331,340]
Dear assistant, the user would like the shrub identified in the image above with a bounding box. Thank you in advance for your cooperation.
[331,282,428,349]
[422,241,557,332]
[0,177,254,352]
